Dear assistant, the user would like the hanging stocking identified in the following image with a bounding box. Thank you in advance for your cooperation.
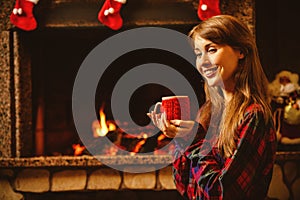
[98,0,127,30]
[10,0,39,31]
[198,0,221,21]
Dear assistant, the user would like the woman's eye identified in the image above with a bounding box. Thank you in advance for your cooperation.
[208,48,217,53]
[196,52,202,58]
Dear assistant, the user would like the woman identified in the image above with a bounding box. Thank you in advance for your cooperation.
[148,15,277,199]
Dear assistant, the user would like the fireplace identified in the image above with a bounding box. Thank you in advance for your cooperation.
[0,0,256,157]
[0,0,258,159]
[4,1,299,200]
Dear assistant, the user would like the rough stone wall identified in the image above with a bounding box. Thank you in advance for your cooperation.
[0,31,13,158]
[0,0,14,31]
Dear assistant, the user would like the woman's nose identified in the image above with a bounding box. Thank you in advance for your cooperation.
[197,56,212,68]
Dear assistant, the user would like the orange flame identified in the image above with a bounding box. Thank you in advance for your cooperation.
[92,107,116,137]
[72,144,85,156]
[157,133,166,141]
[129,133,149,155]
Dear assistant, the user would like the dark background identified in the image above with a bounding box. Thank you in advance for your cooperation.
[256,0,300,81]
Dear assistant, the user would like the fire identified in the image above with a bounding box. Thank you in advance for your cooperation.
[130,139,146,155]
[71,104,172,156]
[130,133,148,155]
[72,144,85,156]
[87,104,170,156]
[157,133,166,141]
[92,107,116,137]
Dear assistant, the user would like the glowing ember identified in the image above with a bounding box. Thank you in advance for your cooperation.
[72,144,86,156]
[131,138,146,154]
[92,107,116,137]
[157,133,166,141]
[142,133,148,139]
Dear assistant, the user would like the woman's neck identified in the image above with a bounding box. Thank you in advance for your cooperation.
[222,83,235,103]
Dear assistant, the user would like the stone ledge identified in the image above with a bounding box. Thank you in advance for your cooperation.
[0,155,173,168]
[1,152,299,168]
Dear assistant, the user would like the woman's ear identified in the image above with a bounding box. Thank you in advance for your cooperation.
[238,51,245,59]
[235,48,245,59]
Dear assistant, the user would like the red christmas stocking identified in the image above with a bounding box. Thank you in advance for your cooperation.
[98,0,126,30]
[198,0,221,21]
[10,0,39,31]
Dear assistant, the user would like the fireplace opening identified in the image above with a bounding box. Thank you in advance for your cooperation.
[26,27,204,157]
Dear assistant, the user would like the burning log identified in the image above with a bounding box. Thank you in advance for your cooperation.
[74,104,174,156]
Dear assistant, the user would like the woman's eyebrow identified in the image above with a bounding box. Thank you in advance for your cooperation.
[194,43,214,51]
[205,43,214,48]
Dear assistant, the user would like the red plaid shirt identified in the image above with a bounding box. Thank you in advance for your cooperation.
[172,104,277,200]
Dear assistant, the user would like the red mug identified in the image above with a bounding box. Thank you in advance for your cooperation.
[154,96,190,120]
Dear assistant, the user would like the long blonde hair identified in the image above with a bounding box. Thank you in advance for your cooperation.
[189,15,272,158]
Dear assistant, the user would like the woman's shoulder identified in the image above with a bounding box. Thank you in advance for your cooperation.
[242,103,273,128]
[237,104,272,135]
[241,103,269,125]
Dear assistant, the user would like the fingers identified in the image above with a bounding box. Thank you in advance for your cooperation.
[163,125,178,138]
[162,112,168,128]
[170,119,181,126]
[160,113,176,137]
[147,111,165,131]
[148,110,196,139]
[148,109,196,138]
[170,120,194,128]
[169,120,195,138]
[152,111,161,128]
[147,111,177,138]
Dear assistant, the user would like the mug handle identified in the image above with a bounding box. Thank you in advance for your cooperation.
[154,102,162,114]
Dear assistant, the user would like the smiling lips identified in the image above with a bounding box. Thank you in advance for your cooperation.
[202,65,219,78]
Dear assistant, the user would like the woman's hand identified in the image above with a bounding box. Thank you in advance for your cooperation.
[147,111,195,138]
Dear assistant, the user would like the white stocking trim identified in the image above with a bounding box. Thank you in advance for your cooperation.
[114,0,126,4]
[26,0,39,4]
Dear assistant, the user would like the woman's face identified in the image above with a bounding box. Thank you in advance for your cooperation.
[194,35,244,90]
